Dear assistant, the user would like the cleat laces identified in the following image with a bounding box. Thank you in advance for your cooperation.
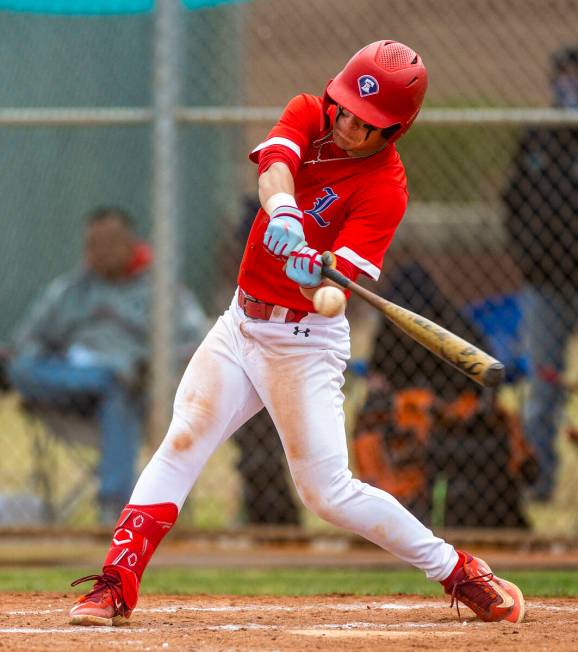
[450,569,497,620]
[71,573,126,613]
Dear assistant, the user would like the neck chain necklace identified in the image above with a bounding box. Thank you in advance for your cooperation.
[303,132,389,166]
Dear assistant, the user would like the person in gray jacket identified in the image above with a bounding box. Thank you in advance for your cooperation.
[8,206,207,522]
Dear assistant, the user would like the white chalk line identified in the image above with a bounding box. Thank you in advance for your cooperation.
[1,627,151,634]
[288,629,467,639]
[7,599,578,618]
[3,608,577,637]
[531,602,578,612]
[4,598,578,637]
[5,601,439,617]
[143,600,443,614]
[7,608,65,615]
[0,621,471,636]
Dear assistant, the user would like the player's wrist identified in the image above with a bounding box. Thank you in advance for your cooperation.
[270,207,304,225]
[299,279,323,289]
[266,194,302,222]
[299,285,319,300]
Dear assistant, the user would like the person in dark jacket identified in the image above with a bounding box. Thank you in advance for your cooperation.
[503,46,578,501]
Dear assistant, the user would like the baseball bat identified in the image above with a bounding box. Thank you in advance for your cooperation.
[320,252,505,388]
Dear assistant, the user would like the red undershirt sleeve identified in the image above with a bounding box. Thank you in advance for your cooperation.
[334,255,361,282]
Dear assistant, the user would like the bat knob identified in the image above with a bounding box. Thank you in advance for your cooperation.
[321,251,336,268]
[483,362,505,388]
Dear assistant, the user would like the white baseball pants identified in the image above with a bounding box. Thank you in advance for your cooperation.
[131,291,457,581]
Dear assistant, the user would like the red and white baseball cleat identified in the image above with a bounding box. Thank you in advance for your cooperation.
[69,573,132,626]
[442,551,525,623]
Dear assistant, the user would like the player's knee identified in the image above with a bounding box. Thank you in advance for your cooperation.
[293,467,353,524]
[294,482,334,521]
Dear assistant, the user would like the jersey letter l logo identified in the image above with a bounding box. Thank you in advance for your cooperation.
[304,187,340,228]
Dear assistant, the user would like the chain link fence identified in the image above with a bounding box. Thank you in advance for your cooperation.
[0,0,576,536]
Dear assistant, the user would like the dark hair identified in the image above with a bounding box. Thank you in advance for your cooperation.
[85,206,135,229]
[381,123,401,140]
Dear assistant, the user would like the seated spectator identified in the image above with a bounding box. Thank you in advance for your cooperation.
[354,262,535,528]
[7,206,206,523]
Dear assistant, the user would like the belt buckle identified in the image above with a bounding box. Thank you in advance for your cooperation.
[239,290,254,310]
[239,290,269,320]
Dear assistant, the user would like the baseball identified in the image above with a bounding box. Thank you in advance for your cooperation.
[313,285,346,317]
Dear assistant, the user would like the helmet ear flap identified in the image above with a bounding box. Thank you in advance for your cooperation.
[321,84,337,130]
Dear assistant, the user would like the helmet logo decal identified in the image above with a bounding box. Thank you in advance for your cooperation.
[358,75,379,97]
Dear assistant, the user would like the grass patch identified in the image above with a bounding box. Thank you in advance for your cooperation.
[2,567,578,598]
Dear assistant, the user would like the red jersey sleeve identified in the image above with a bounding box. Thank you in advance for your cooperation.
[249,94,320,176]
[333,255,361,282]
[333,182,408,280]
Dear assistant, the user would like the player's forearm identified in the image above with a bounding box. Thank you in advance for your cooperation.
[258,162,296,215]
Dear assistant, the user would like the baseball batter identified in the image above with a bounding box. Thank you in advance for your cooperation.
[69,40,524,626]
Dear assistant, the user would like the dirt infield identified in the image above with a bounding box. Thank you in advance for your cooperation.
[2,593,578,651]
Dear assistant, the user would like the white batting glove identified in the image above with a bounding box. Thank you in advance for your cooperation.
[263,205,306,259]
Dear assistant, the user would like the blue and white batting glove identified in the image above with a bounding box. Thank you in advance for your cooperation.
[263,205,305,259]
[285,246,323,288]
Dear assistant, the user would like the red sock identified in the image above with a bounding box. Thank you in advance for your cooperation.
[441,550,469,589]
[102,502,178,609]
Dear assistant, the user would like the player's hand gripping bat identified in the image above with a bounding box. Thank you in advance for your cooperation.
[320,252,505,388]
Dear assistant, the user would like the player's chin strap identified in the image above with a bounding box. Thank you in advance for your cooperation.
[102,502,178,609]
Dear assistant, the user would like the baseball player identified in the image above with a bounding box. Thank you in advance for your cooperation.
[69,40,524,626]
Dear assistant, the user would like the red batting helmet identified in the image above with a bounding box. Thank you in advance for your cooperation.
[325,40,428,142]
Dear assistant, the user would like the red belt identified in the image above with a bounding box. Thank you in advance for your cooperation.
[237,288,308,323]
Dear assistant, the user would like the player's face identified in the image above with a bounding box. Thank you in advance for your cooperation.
[333,106,387,156]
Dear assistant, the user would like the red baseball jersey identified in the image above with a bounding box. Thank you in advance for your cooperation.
[238,93,408,312]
